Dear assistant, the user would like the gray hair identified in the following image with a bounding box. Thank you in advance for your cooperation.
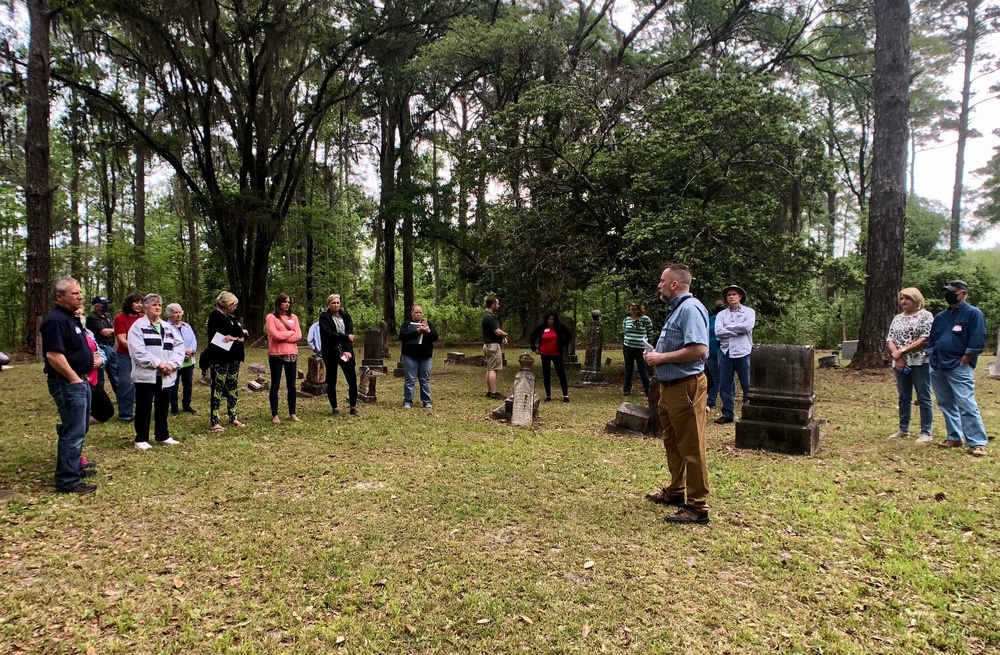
[143,293,163,306]
[165,303,183,315]
[53,277,79,296]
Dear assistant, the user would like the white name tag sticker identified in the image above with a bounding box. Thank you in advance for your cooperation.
[952,325,962,332]
[75,327,81,333]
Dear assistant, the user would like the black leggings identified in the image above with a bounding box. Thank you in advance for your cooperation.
[269,355,298,416]
[540,355,568,397]
[324,355,358,410]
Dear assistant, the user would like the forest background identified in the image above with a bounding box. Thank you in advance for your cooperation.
[2,0,1000,354]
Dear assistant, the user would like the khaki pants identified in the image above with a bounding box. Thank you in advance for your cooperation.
[656,374,709,509]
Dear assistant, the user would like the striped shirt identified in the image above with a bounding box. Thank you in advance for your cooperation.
[622,315,655,349]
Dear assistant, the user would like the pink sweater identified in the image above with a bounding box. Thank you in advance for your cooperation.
[266,313,303,356]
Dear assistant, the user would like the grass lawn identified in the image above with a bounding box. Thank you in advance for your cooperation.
[1,346,998,654]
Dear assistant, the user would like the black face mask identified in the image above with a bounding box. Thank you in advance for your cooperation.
[944,291,960,305]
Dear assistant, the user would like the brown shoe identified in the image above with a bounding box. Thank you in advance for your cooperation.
[664,506,709,525]
[938,440,963,449]
[645,488,685,507]
[970,446,987,458]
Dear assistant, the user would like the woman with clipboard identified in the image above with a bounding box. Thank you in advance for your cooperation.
[202,291,248,431]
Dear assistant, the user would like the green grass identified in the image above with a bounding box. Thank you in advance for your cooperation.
[1,347,998,654]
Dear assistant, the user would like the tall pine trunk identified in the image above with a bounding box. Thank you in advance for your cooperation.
[852,0,910,369]
[949,0,979,251]
[23,0,52,355]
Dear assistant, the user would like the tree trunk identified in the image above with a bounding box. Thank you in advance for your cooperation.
[852,0,910,369]
[22,0,52,354]
[400,137,415,319]
[949,0,978,251]
[134,71,147,288]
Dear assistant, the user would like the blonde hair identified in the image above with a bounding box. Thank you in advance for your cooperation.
[899,287,924,310]
[326,294,341,305]
[215,291,238,310]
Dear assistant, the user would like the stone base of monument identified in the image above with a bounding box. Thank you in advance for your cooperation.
[575,369,604,387]
[491,396,541,422]
[818,354,841,368]
[445,352,464,364]
[734,344,821,456]
[604,402,653,437]
[393,361,404,378]
[735,419,820,455]
[297,389,316,399]
[357,367,381,403]
[361,360,388,374]
[301,381,327,396]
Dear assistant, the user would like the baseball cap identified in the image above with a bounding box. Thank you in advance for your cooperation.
[941,280,968,292]
[91,296,110,305]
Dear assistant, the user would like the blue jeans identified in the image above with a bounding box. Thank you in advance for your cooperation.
[115,352,135,421]
[706,350,720,406]
[98,344,118,393]
[893,364,932,434]
[719,352,751,420]
[47,377,91,491]
[930,365,988,447]
[401,354,432,406]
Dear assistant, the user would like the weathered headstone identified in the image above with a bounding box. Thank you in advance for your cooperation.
[563,316,581,370]
[445,352,465,365]
[605,385,661,437]
[300,354,328,396]
[510,354,537,427]
[735,345,820,455]
[358,366,380,403]
[362,328,388,373]
[576,310,604,386]
[988,327,1000,379]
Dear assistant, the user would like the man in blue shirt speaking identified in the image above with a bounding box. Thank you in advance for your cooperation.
[643,264,711,524]
[927,280,988,457]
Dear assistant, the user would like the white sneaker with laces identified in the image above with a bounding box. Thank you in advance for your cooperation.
[888,430,908,439]
[915,433,933,444]
[135,441,152,451]
[156,437,181,446]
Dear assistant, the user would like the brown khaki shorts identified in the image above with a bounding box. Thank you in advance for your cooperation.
[483,343,503,371]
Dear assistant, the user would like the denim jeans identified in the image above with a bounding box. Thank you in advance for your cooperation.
[269,355,298,416]
[706,350,720,407]
[98,344,118,393]
[115,352,135,421]
[930,365,988,447]
[401,354,432,406]
[622,345,650,394]
[47,377,91,491]
[893,364,933,434]
[719,352,751,420]
[169,365,195,412]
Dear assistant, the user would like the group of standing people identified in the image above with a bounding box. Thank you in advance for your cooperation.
[887,281,989,457]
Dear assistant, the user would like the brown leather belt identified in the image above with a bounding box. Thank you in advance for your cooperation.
[659,373,702,388]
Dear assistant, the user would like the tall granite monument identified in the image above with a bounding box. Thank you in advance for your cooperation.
[735,345,820,455]
[576,310,604,386]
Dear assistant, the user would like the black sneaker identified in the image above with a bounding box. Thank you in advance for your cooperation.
[331,409,340,417]
[81,468,97,478]
[714,416,733,425]
[171,410,180,416]
[349,408,360,416]
[57,482,97,495]
[563,396,570,403]
[182,408,198,414]
[544,396,552,402]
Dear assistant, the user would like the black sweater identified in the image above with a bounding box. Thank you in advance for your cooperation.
[399,320,439,361]
[202,309,245,369]
[318,308,354,360]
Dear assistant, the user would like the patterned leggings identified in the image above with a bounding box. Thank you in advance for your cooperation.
[210,361,241,426]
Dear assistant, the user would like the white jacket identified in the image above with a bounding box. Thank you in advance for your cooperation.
[128,316,186,387]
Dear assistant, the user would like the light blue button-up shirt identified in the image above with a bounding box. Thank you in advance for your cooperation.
[654,293,709,382]
[307,321,322,356]
[715,304,755,358]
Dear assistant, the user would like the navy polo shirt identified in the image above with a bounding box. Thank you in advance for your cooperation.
[40,305,94,379]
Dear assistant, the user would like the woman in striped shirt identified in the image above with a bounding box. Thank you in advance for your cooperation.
[622,303,655,396]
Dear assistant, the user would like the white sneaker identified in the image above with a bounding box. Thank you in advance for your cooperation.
[887,430,908,439]
[135,441,152,451]
[915,433,933,444]
[156,437,181,446]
